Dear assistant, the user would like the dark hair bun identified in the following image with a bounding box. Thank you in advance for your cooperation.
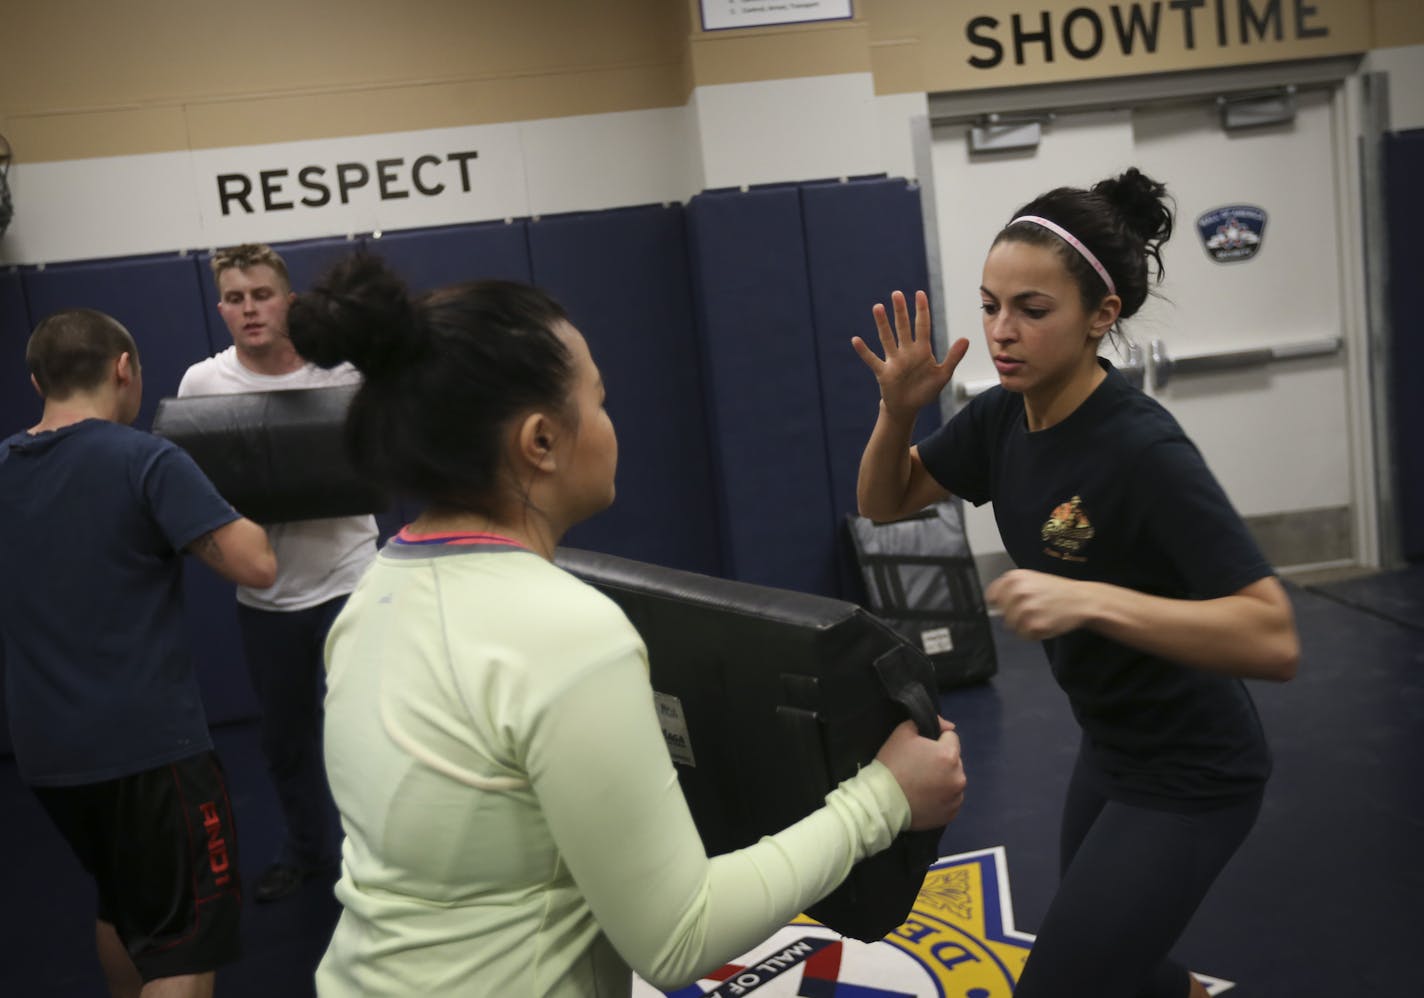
[288,252,423,375]
[1094,168,1173,250]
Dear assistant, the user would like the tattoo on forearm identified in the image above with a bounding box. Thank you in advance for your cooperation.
[192,531,225,563]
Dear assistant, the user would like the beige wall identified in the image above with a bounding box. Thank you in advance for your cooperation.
[1374,0,1424,43]
[2,0,1421,165]
[0,0,693,161]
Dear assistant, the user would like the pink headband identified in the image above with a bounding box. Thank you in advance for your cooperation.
[1010,215,1116,296]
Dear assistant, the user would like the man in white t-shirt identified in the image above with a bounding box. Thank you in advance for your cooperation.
[179,243,377,902]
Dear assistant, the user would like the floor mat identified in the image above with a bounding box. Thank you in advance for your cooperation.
[634,848,1235,997]
[1304,564,1424,631]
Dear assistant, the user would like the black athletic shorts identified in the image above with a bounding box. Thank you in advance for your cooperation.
[32,751,243,981]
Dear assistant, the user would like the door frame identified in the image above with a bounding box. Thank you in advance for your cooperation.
[917,55,1396,571]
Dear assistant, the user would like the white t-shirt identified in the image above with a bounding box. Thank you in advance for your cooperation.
[177,347,378,612]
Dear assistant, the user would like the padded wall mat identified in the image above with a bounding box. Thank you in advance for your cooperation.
[530,204,721,575]
[22,254,212,431]
[687,185,840,596]
[0,268,35,436]
[372,218,532,291]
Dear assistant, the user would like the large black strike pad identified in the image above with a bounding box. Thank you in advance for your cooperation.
[152,386,388,523]
[554,547,946,942]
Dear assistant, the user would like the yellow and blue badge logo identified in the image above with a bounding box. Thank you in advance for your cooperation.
[1041,496,1094,563]
[1196,205,1267,263]
[636,848,1236,996]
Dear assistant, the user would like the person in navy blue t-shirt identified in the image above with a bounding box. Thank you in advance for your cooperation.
[0,308,276,997]
[853,169,1299,998]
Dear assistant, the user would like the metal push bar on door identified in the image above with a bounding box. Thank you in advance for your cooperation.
[1148,336,1342,390]
[951,337,1340,401]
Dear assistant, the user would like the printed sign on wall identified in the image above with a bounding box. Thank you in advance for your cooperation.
[918,0,1368,92]
[1,108,696,265]
[188,123,532,249]
[1196,204,1268,262]
[701,0,853,32]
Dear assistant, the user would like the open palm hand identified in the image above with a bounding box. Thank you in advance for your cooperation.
[852,290,968,420]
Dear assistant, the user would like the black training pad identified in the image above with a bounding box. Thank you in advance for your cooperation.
[555,547,945,942]
[152,386,388,523]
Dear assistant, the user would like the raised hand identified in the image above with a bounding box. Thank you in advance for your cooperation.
[851,290,969,421]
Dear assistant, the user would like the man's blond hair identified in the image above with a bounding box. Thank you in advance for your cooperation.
[211,243,291,291]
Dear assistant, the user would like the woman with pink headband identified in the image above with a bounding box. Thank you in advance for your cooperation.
[853,168,1299,998]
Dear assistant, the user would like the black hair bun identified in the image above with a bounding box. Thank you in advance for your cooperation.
[1094,168,1174,248]
[1092,168,1174,284]
[288,252,423,375]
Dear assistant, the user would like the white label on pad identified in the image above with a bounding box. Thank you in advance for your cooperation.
[653,692,696,767]
[921,627,954,655]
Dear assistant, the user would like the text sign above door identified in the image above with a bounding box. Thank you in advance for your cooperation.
[921,1,1369,91]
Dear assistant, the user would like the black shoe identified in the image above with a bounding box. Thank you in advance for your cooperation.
[253,863,311,903]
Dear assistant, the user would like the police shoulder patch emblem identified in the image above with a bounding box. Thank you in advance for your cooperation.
[1196,205,1267,263]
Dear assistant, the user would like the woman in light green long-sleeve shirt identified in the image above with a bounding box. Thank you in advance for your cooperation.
[287,254,968,996]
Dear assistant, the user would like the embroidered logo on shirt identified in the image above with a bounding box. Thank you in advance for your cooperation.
[1041,495,1094,562]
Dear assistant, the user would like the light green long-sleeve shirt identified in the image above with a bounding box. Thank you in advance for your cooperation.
[316,541,910,996]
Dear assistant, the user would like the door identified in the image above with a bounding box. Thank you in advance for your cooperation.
[928,84,1360,576]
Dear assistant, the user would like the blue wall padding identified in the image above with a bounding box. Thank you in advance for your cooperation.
[687,187,841,596]
[528,205,722,575]
[0,269,37,437]
[199,236,366,353]
[195,255,226,357]
[0,271,36,751]
[800,178,941,596]
[1385,129,1424,562]
[0,271,30,751]
[0,181,940,759]
[21,254,214,432]
[274,235,368,293]
[372,219,532,291]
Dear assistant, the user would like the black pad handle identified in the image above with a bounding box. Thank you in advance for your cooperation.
[872,644,939,739]
[873,644,948,884]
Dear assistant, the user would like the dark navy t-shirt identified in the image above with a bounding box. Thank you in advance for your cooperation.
[0,419,238,785]
[918,361,1274,808]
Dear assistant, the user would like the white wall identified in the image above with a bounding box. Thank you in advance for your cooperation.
[690,73,882,190]
[874,91,930,183]
[2,73,916,266]
[2,110,703,266]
